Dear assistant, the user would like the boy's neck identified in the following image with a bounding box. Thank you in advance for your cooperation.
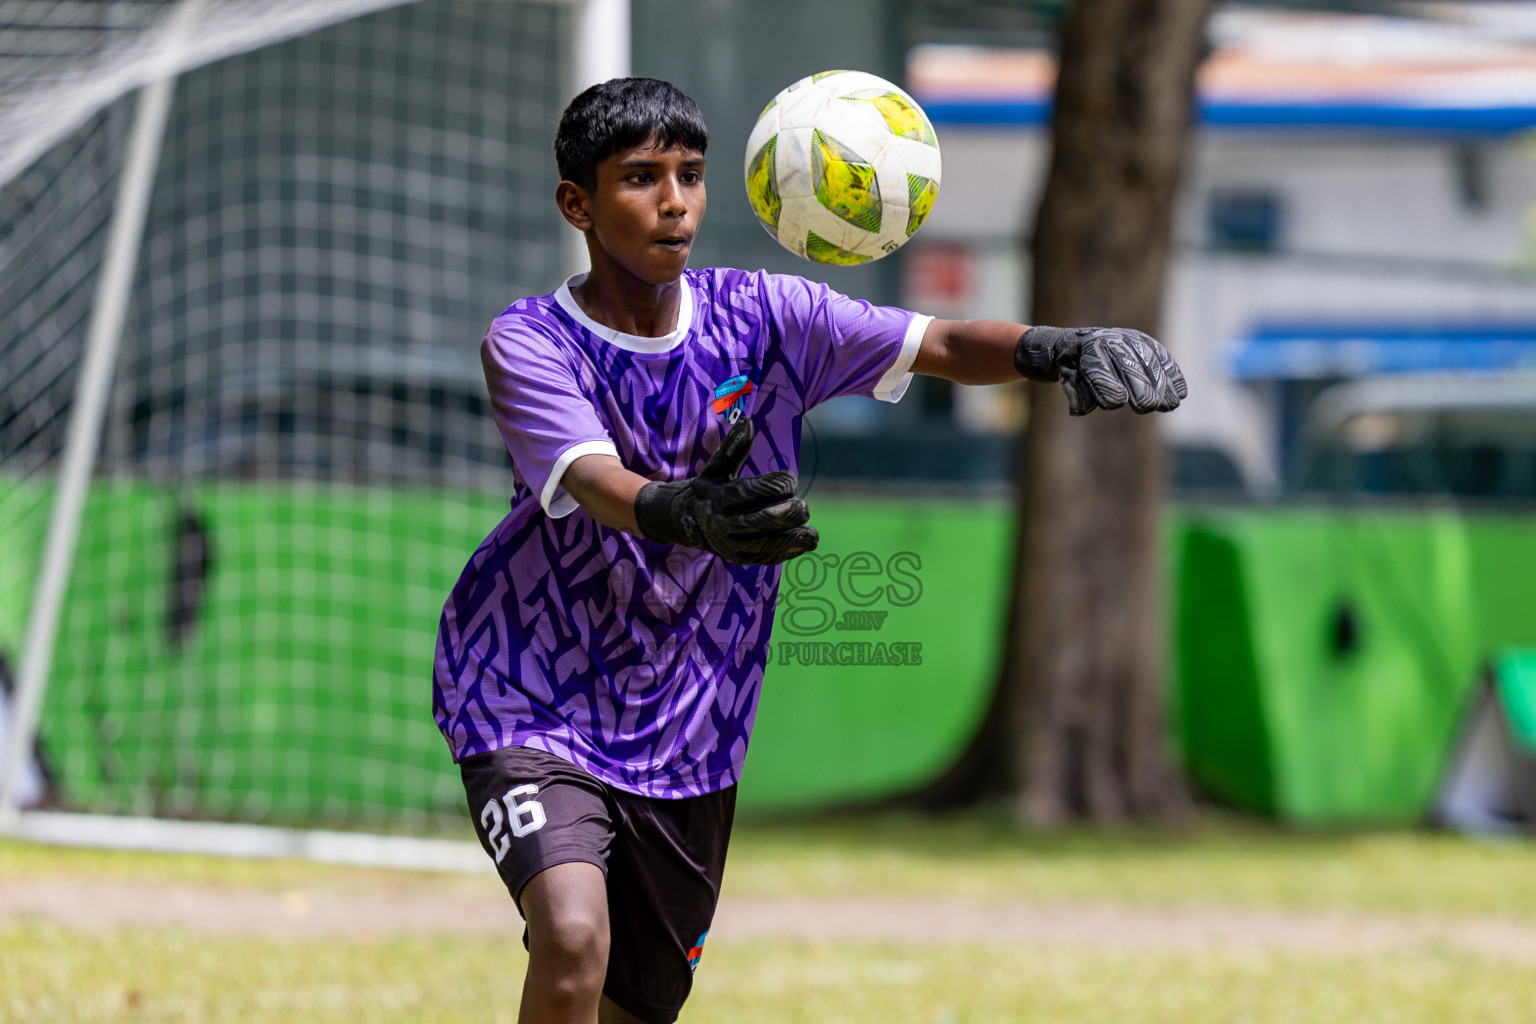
[570,259,685,338]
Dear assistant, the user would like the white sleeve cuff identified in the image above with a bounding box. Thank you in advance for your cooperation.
[872,314,933,403]
[542,439,621,517]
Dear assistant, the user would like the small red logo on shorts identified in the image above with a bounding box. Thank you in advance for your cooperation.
[687,929,709,972]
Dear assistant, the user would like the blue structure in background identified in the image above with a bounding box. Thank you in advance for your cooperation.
[923,99,1536,135]
[1229,323,1536,380]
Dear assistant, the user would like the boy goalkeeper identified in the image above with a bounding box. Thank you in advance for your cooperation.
[433,77,1185,1024]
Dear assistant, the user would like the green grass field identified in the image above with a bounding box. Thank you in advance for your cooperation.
[727,813,1536,916]
[6,921,1532,1024]
[4,815,1535,1023]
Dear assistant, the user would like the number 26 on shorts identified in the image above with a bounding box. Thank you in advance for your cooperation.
[481,783,547,863]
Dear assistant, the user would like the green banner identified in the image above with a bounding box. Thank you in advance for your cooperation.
[10,476,1536,828]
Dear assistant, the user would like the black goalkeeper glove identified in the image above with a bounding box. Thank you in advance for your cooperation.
[1014,325,1188,416]
[633,415,818,565]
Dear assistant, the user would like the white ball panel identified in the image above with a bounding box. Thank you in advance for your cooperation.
[817,99,886,152]
[820,70,897,97]
[889,136,943,183]
[781,192,861,255]
[778,81,830,129]
[773,125,818,201]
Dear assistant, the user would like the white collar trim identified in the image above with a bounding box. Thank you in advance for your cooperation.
[555,273,692,354]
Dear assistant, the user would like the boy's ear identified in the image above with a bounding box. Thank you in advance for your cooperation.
[556,180,592,232]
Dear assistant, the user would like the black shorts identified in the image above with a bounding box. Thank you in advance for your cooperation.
[460,746,736,1024]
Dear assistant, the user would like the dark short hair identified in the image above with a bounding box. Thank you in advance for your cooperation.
[554,78,709,191]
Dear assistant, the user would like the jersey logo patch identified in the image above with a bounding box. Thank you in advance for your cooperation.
[712,374,753,420]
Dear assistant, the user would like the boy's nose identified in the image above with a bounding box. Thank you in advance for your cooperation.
[659,180,687,216]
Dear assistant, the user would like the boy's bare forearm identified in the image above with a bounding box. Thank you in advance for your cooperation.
[562,420,817,565]
[911,318,1031,386]
[913,317,1188,415]
[563,454,645,534]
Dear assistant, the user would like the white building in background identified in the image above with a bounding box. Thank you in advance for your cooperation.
[905,8,1536,493]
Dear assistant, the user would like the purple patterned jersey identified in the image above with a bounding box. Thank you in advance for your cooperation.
[432,267,931,798]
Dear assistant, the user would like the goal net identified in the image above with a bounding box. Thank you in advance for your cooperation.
[0,0,571,841]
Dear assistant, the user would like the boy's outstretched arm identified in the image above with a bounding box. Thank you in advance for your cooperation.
[913,318,1188,415]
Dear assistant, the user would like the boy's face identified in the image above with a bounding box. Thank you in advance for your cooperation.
[566,139,706,286]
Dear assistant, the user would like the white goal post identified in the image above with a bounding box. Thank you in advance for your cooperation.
[0,0,628,868]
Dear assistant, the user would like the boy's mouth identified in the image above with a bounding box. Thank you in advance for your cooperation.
[654,234,691,251]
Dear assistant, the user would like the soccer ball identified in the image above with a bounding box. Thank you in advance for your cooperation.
[744,69,942,265]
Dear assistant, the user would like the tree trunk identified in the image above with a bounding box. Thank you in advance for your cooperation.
[998,0,1212,824]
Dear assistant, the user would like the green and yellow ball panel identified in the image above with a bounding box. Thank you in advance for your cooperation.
[745,134,782,234]
[743,69,942,265]
[810,129,882,234]
[905,173,938,236]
